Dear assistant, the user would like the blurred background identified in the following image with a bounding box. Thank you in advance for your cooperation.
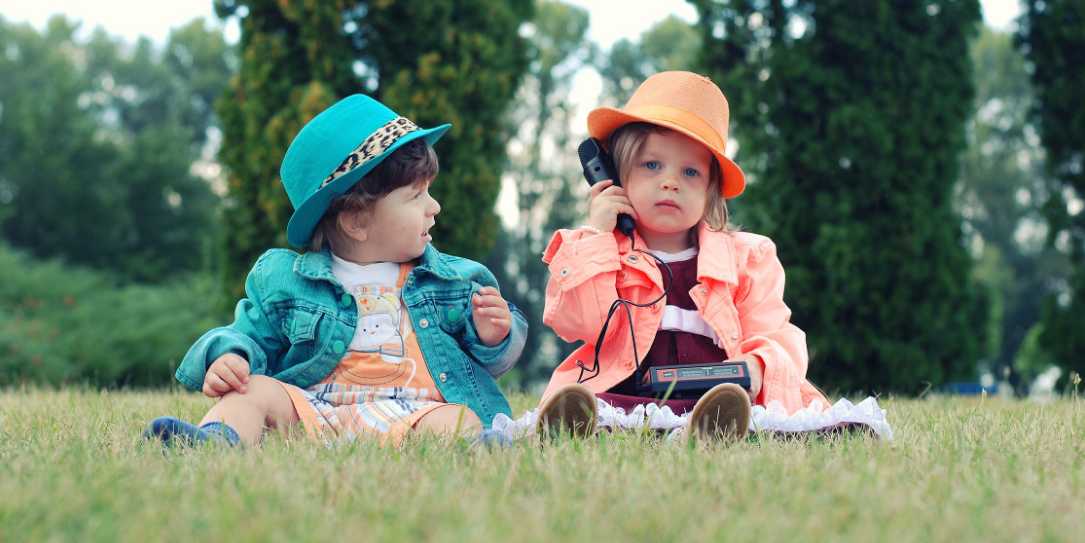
[0,0,1081,399]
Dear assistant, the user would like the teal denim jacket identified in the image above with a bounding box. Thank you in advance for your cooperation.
[176,246,527,427]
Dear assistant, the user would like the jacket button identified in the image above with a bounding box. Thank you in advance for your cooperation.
[628,255,640,263]
[340,294,352,308]
[419,318,429,328]
[447,308,461,322]
[297,378,309,388]
[560,267,570,277]
[701,287,708,295]
[332,340,345,354]
[731,333,739,341]
[439,372,448,382]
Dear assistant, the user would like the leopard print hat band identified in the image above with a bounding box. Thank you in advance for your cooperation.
[321,117,421,188]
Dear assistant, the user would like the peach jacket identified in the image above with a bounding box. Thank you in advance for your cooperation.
[540,224,828,415]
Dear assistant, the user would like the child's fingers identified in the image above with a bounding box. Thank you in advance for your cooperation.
[589,179,614,197]
[476,286,501,297]
[473,301,510,318]
[202,381,223,398]
[205,372,233,395]
[223,355,250,382]
[216,367,247,394]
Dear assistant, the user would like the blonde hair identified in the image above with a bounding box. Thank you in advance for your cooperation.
[310,139,439,253]
[608,122,735,245]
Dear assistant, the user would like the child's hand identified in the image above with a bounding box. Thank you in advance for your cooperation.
[203,353,251,398]
[586,179,638,235]
[472,286,512,347]
[728,353,763,402]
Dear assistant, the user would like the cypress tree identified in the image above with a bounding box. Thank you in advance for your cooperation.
[215,0,530,299]
[692,0,986,393]
[1018,0,1085,382]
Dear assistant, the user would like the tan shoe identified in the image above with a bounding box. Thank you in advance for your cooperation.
[689,383,751,443]
[537,383,598,438]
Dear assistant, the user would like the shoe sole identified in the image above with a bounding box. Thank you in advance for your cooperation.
[689,383,751,443]
[538,384,597,438]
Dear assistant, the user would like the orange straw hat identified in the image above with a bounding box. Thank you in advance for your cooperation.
[587,71,745,198]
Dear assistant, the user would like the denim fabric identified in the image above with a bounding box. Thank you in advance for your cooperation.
[176,246,526,426]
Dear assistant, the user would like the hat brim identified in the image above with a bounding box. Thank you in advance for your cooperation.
[587,108,745,199]
[286,123,451,247]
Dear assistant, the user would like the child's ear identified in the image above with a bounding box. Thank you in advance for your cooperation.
[338,210,368,242]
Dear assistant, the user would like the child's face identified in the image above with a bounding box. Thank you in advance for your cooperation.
[358,178,441,263]
[624,129,713,252]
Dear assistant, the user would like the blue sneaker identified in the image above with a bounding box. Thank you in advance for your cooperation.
[466,429,513,450]
[143,417,241,448]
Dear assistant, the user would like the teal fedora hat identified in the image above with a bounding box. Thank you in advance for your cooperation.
[281,94,451,247]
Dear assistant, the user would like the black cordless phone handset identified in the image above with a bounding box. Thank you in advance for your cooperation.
[578,138,636,239]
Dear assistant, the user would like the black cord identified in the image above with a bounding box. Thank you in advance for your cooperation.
[576,231,674,387]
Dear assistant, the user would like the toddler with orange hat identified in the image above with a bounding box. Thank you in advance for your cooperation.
[526,71,837,442]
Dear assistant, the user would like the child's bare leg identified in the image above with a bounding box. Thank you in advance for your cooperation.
[199,375,300,445]
[412,404,482,440]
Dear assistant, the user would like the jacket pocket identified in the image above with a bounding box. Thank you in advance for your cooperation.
[281,308,321,346]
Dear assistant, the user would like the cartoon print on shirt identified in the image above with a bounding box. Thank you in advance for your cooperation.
[338,290,418,388]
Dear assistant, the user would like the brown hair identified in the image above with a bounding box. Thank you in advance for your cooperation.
[309,139,439,253]
[608,122,735,244]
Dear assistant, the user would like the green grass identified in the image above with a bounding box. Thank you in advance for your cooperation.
[1,388,1083,542]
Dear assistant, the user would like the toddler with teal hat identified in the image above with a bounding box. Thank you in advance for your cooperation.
[145,95,525,449]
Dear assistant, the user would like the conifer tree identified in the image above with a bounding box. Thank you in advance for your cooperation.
[692,0,986,393]
[1018,0,1085,382]
[215,0,530,298]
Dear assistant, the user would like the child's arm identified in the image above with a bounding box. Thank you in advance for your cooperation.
[458,267,528,379]
[732,237,811,412]
[541,228,627,345]
[471,286,512,347]
[176,253,288,392]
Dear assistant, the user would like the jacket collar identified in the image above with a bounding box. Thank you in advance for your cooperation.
[294,245,461,282]
[694,223,738,286]
[294,248,338,282]
[616,223,738,286]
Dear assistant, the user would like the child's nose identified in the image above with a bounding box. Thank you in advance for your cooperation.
[427,195,441,216]
[660,173,680,191]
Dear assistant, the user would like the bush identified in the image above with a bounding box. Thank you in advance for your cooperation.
[0,244,228,387]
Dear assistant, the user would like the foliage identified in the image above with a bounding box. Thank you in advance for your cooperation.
[1018,0,1085,382]
[0,16,230,283]
[958,26,1070,388]
[692,0,986,394]
[598,15,701,107]
[3,390,1085,541]
[485,0,593,388]
[0,243,227,387]
[215,0,532,300]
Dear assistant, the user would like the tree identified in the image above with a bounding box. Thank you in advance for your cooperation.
[692,0,986,394]
[958,26,1069,388]
[0,16,229,282]
[1018,0,1085,382]
[483,0,594,387]
[598,15,701,107]
[215,0,531,300]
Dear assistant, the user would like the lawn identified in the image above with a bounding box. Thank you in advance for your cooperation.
[1,387,1082,542]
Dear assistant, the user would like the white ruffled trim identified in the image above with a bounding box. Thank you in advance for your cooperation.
[491,396,893,441]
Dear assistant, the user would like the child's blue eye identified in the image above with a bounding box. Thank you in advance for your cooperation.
[645,161,661,170]
[684,167,701,177]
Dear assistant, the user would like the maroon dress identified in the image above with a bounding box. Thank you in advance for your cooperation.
[598,255,729,415]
